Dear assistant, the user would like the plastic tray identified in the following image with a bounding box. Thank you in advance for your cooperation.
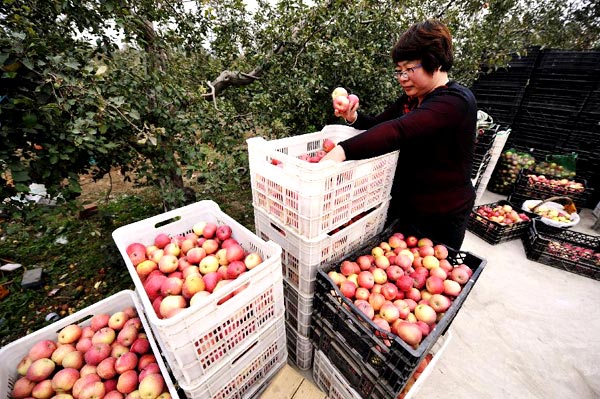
[310,225,486,397]
[254,199,389,296]
[508,169,591,209]
[112,200,285,386]
[285,321,313,371]
[312,332,453,399]
[0,290,178,399]
[178,316,288,399]
[467,200,538,245]
[283,279,313,337]
[247,125,398,239]
[522,219,600,281]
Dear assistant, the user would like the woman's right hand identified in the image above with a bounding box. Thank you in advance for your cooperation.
[334,102,359,124]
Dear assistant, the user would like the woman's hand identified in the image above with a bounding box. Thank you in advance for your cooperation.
[334,103,358,124]
[319,145,346,163]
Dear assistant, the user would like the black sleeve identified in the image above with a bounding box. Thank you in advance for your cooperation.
[351,96,407,130]
[340,93,471,160]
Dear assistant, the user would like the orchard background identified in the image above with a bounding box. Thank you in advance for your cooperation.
[1,0,599,344]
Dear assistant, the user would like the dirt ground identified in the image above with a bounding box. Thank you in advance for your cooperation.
[77,168,146,204]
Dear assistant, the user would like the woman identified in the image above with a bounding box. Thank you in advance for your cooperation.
[322,19,477,250]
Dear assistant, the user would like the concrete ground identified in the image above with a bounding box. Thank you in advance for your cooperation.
[416,190,600,399]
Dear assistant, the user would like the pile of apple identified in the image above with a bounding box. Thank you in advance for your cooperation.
[490,150,536,193]
[526,204,573,224]
[11,308,170,399]
[327,233,472,348]
[331,87,359,115]
[546,241,600,265]
[526,173,585,194]
[474,203,531,225]
[270,137,336,166]
[125,222,263,319]
[533,161,576,179]
[397,353,433,399]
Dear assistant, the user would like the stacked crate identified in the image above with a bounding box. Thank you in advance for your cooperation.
[112,200,288,399]
[310,225,487,397]
[247,125,399,369]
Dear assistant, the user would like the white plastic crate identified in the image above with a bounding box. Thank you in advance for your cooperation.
[283,279,313,337]
[178,316,288,399]
[247,125,398,239]
[285,321,313,371]
[112,200,285,386]
[0,290,178,399]
[312,331,453,399]
[254,198,390,296]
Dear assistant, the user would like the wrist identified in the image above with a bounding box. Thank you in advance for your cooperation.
[345,112,358,125]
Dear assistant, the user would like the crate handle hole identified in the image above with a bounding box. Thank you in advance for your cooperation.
[154,216,182,229]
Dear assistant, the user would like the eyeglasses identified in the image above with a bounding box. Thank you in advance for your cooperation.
[393,64,422,79]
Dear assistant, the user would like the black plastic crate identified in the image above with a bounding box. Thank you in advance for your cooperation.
[310,226,486,397]
[311,312,397,399]
[467,200,538,245]
[522,219,600,281]
[508,169,592,209]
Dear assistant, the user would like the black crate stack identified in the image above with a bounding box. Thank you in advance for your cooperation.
[472,48,600,207]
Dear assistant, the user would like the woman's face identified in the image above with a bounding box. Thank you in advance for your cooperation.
[394,60,435,100]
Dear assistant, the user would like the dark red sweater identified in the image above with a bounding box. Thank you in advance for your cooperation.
[339,81,477,216]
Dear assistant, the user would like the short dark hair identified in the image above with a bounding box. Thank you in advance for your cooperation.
[391,19,453,73]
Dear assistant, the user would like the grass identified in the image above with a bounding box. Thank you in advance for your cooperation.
[0,185,254,347]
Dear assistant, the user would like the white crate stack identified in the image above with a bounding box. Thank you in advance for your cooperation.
[247,125,398,370]
[112,200,287,399]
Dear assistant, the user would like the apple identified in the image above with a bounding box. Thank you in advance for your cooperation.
[201,239,219,255]
[356,255,372,271]
[439,259,453,273]
[372,268,388,284]
[12,376,36,399]
[340,260,358,277]
[397,249,415,263]
[116,369,138,394]
[422,255,439,270]
[144,275,167,302]
[244,252,263,270]
[92,327,116,345]
[31,379,54,399]
[405,236,418,247]
[185,247,206,265]
[410,273,427,290]
[202,271,220,293]
[374,255,390,269]
[158,254,179,274]
[136,260,158,278]
[97,357,118,379]
[199,255,219,274]
[379,301,400,323]
[160,277,183,297]
[354,299,375,319]
[182,265,201,279]
[182,274,205,299]
[117,325,139,347]
[406,287,421,302]
[418,245,435,257]
[414,304,437,325]
[429,293,452,313]
[138,374,165,399]
[216,225,232,241]
[153,233,171,249]
[322,138,336,153]
[396,275,414,292]
[62,350,85,369]
[126,243,147,266]
[386,265,403,282]
[17,356,33,376]
[149,249,164,264]
[451,266,471,284]
[393,299,411,319]
[381,282,399,301]
[339,280,356,299]
[395,322,422,346]
[357,271,375,289]
[371,247,385,258]
[425,276,444,295]
[429,266,447,280]
[29,340,58,361]
[26,357,55,383]
[443,279,462,296]
[58,324,83,345]
[159,295,186,319]
[368,292,386,311]
[115,352,138,374]
[130,337,150,355]
[415,320,431,337]
[433,244,449,260]
[226,260,247,279]
[331,87,348,99]
[79,380,106,399]
[327,271,344,286]
[84,343,112,366]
